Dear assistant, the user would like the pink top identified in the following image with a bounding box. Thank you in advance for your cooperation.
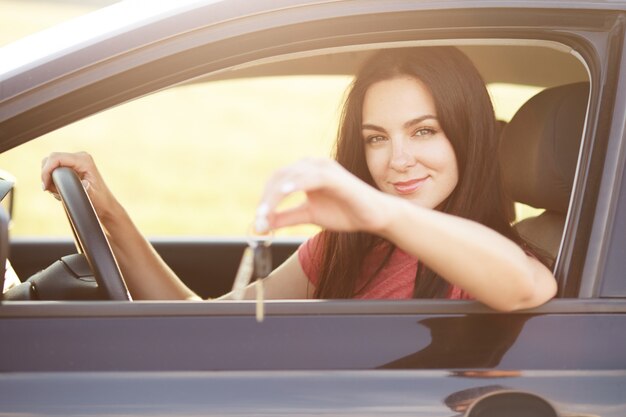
[298,233,472,300]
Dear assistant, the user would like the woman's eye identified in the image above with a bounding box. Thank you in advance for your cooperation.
[413,127,435,137]
[365,135,386,144]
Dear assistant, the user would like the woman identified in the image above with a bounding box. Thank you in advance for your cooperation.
[41,47,557,311]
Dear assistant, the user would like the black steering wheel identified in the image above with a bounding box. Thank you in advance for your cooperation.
[52,167,131,300]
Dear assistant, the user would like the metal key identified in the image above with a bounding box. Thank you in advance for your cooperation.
[231,229,272,322]
[253,242,272,280]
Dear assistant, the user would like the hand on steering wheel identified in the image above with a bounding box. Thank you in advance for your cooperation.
[52,167,131,300]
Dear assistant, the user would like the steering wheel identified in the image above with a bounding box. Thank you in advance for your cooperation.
[52,167,131,300]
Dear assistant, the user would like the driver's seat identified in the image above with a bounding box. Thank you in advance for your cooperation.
[499,82,589,267]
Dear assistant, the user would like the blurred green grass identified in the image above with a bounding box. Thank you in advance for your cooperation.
[0,76,352,237]
[0,0,352,238]
[0,76,542,238]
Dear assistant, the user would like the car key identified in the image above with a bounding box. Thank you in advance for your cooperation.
[253,241,272,280]
[231,228,272,322]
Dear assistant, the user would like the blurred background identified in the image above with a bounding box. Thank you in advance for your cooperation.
[0,0,351,238]
[0,0,540,238]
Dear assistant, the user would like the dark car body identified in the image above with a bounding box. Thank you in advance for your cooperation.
[1,0,626,415]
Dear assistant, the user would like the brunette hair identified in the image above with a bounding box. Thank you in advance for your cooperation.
[313,46,531,299]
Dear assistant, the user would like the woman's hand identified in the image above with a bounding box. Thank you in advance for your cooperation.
[257,158,394,234]
[41,151,117,220]
[41,151,201,300]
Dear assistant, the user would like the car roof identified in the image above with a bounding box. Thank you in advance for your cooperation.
[0,0,609,151]
[0,0,622,83]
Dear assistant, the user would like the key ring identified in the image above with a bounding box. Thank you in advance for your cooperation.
[246,221,274,248]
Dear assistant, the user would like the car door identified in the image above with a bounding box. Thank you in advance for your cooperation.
[1,1,626,416]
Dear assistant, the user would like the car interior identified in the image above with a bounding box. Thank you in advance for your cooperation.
[500,82,589,271]
[1,41,591,302]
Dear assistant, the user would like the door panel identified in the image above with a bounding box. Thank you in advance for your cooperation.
[9,238,301,298]
[1,302,625,372]
[2,369,624,417]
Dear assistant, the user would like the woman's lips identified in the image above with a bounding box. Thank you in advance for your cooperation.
[392,177,428,195]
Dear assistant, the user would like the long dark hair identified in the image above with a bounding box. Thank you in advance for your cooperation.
[314,46,530,299]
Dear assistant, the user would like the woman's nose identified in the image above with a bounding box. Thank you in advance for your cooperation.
[389,139,415,171]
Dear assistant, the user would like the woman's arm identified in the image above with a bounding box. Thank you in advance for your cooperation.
[257,158,557,311]
[41,152,311,301]
[217,252,313,300]
[377,198,556,311]
[41,152,200,300]
[99,199,202,300]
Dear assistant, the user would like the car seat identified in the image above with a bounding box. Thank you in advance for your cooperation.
[499,82,589,267]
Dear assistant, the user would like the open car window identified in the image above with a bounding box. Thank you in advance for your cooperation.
[0,40,590,304]
[0,42,588,236]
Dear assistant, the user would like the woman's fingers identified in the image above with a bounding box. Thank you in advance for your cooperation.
[256,157,393,234]
[41,154,63,192]
[41,151,96,193]
[255,157,377,233]
[255,159,328,232]
[40,151,110,212]
[269,202,311,230]
[255,182,309,233]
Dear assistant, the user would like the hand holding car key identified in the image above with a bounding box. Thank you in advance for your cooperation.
[231,208,273,322]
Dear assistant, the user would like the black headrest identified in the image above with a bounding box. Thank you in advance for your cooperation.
[499,82,589,213]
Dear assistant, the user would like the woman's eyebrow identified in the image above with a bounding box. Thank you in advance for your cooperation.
[361,123,386,132]
[362,114,438,132]
[403,114,437,129]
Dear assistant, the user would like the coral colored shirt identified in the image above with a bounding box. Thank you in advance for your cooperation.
[298,233,472,300]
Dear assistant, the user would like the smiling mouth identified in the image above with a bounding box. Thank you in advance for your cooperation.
[392,177,428,195]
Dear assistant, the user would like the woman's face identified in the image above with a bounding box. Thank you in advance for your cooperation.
[362,76,459,209]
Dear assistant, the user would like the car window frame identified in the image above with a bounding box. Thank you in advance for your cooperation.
[2,5,625,308]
